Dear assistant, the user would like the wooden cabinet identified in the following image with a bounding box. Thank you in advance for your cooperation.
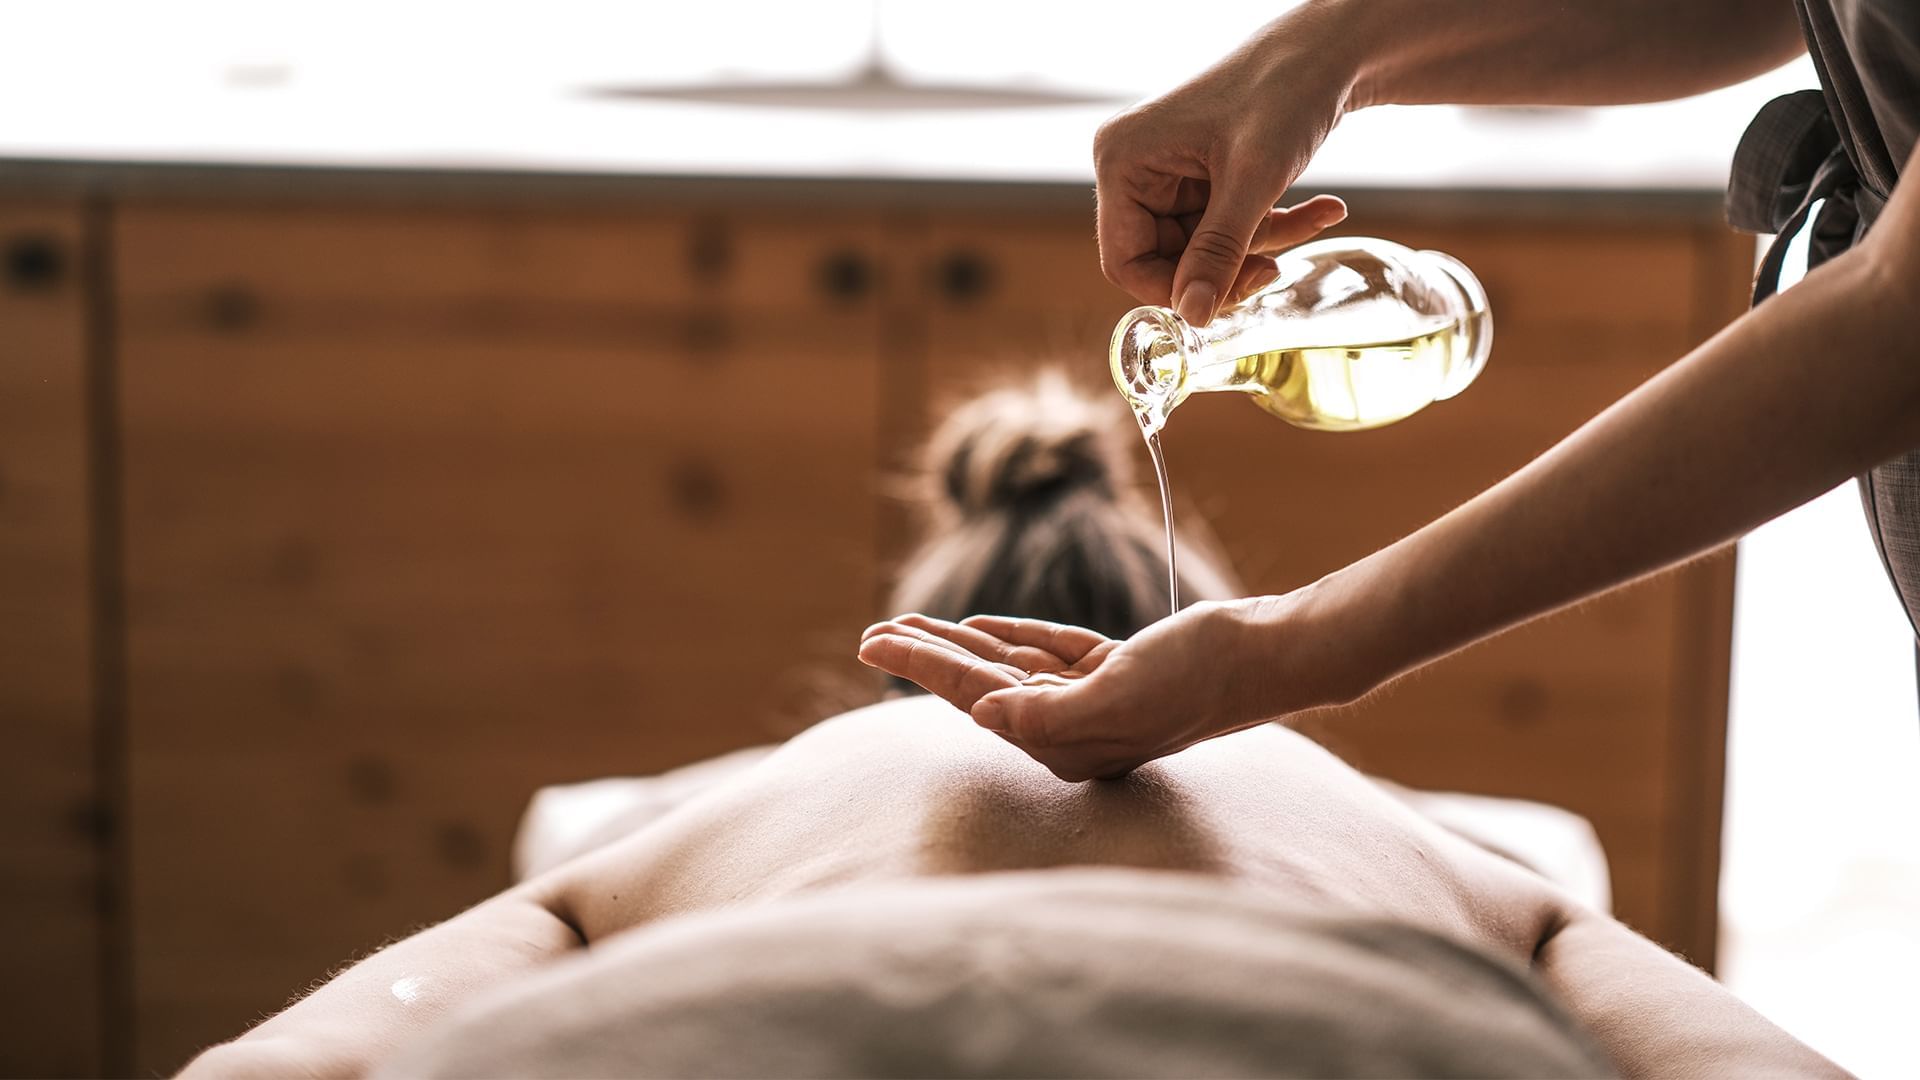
[0,177,1752,1075]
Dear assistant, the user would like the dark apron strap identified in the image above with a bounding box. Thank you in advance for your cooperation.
[1726,89,1886,302]
[1728,89,1920,670]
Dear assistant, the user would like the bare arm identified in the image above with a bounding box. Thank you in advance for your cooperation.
[1297,144,1920,708]
[1325,0,1806,109]
[1535,907,1849,1078]
[179,882,583,1079]
[175,772,740,1079]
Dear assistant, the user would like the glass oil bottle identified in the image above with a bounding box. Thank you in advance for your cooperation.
[1113,236,1492,615]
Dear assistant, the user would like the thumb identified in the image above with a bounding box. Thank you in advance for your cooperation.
[1171,171,1274,326]
[973,680,1102,749]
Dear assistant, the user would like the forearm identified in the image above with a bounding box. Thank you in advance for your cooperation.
[1536,907,1847,1077]
[181,883,583,1079]
[1303,228,1920,702]
[1273,0,1802,111]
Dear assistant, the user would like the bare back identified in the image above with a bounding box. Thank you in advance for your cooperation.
[185,695,1846,1079]
[545,695,1559,966]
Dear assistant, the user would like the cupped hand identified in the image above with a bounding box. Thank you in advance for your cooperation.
[858,603,1301,781]
[1094,27,1356,324]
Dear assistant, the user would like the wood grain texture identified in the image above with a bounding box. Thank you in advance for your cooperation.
[0,199,105,1077]
[113,202,886,1073]
[906,210,1749,965]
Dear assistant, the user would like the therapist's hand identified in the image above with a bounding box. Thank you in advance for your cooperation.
[859,597,1355,781]
[1094,17,1358,324]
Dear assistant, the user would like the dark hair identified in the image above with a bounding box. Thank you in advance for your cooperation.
[886,371,1239,643]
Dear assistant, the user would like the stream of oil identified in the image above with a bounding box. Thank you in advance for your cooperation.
[1142,422,1179,618]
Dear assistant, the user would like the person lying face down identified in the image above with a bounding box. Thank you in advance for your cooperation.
[181,376,1844,1080]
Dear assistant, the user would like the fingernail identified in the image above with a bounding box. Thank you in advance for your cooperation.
[1176,281,1217,326]
[974,697,1008,733]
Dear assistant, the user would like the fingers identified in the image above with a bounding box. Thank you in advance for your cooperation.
[1168,163,1284,326]
[1177,195,1344,260]
[890,614,1076,674]
[1094,159,1219,305]
[883,621,1029,684]
[867,614,1152,780]
[1097,192,1180,308]
[857,623,1023,712]
[956,615,1109,666]
[1095,152,1185,306]
[1246,195,1347,255]
[1096,169,1344,316]
[861,613,1150,782]
[1226,255,1281,304]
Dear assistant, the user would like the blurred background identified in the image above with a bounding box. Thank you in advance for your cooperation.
[0,2,1910,1077]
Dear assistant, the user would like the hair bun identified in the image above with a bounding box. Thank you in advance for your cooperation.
[927,371,1133,518]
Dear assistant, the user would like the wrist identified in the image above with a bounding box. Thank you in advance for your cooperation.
[1274,0,1451,113]
[1241,562,1407,713]
[1251,0,1376,115]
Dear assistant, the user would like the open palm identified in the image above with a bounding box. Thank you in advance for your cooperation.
[858,614,1115,711]
[858,605,1279,781]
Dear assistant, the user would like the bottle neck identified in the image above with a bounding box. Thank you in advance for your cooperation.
[1109,306,1206,431]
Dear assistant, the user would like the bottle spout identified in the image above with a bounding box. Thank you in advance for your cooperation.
[1110,306,1202,430]
[1420,250,1493,400]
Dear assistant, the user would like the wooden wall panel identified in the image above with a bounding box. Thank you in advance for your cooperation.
[908,210,1749,965]
[0,200,105,1076]
[113,202,887,1073]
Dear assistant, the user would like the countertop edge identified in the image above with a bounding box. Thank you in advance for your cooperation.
[0,157,1736,225]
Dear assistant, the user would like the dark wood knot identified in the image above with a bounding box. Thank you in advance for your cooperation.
[682,310,732,354]
[938,250,995,302]
[432,821,487,871]
[667,456,727,524]
[687,217,733,281]
[205,283,261,331]
[344,755,396,805]
[817,250,873,301]
[4,233,64,292]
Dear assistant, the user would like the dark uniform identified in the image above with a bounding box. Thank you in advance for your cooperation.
[1729,1,1920,672]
